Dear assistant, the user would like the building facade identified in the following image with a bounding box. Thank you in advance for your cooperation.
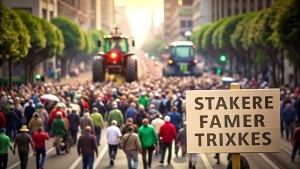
[115,6,132,36]
[101,0,115,33]
[89,0,101,30]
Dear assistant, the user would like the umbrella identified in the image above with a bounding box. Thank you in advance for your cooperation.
[41,94,60,102]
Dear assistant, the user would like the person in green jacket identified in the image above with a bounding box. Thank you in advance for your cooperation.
[0,128,13,169]
[139,92,148,109]
[107,104,124,128]
[51,112,66,136]
[91,107,104,146]
[138,119,158,169]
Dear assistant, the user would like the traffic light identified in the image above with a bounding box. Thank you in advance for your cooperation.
[35,74,41,80]
[219,55,226,62]
[217,69,222,74]
[151,56,155,60]
[144,53,149,57]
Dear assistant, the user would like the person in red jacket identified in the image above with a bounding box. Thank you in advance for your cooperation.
[49,105,66,126]
[0,111,6,128]
[32,127,49,168]
[158,116,177,165]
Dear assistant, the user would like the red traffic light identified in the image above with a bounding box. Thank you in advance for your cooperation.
[193,59,197,64]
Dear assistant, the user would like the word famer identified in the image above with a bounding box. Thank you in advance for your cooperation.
[186,89,280,153]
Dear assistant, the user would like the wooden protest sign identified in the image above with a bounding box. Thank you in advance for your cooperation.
[186,89,280,153]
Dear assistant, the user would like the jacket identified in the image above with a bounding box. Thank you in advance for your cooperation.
[49,108,66,126]
[77,133,98,156]
[138,125,158,147]
[281,107,298,123]
[133,111,148,127]
[121,132,142,151]
[28,118,44,133]
[139,96,148,108]
[80,115,94,134]
[126,107,137,120]
[5,111,18,127]
[91,112,104,127]
[51,118,66,135]
[292,127,300,143]
[167,112,182,129]
[121,124,139,136]
[107,109,124,125]
[37,108,49,124]
[67,113,80,130]
[158,122,177,143]
[151,118,164,133]
[176,127,186,146]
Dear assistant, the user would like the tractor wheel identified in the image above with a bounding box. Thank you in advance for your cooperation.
[93,56,105,82]
[126,57,138,82]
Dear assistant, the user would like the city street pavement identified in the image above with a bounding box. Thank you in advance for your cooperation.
[6,126,300,169]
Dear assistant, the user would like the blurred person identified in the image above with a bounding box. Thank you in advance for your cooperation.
[139,91,148,108]
[133,105,148,128]
[51,112,66,138]
[92,98,106,118]
[13,125,36,169]
[68,107,80,145]
[5,107,18,140]
[281,103,298,140]
[126,102,137,120]
[119,95,129,119]
[149,104,159,118]
[138,119,158,169]
[77,126,98,169]
[72,99,81,115]
[121,126,142,169]
[24,100,36,125]
[146,93,154,111]
[294,95,300,122]
[107,104,124,128]
[28,113,44,135]
[151,113,164,154]
[0,128,13,169]
[32,127,49,169]
[91,107,104,146]
[80,110,94,135]
[106,120,122,166]
[121,118,139,136]
[159,116,177,165]
[3,99,14,116]
[23,99,35,110]
[49,105,66,126]
[173,94,183,116]
[0,110,5,129]
[291,123,300,162]
[167,106,182,156]
[152,93,165,115]
[36,104,49,132]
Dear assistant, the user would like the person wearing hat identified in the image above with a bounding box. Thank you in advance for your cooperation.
[14,125,36,169]
[67,107,80,145]
[5,107,18,140]
[0,128,13,169]
[107,104,124,128]
[158,116,177,165]
[90,107,104,146]
[28,113,44,135]
[32,127,49,169]
[24,99,36,125]
[80,110,94,135]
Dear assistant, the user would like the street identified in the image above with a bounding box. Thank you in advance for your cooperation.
[6,125,300,169]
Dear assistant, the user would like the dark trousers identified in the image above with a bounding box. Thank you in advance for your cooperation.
[0,154,8,169]
[108,144,118,160]
[82,156,94,169]
[175,128,180,154]
[6,126,17,139]
[142,145,154,169]
[70,129,78,145]
[292,141,300,159]
[94,126,101,145]
[18,152,29,169]
[161,142,172,163]
[285,122,294,139]
[36,147,46,168]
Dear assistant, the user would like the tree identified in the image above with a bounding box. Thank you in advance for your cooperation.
[0,1,30,88]
[15,10,47,84]
[51,17,85,76]
[271,0,300,86]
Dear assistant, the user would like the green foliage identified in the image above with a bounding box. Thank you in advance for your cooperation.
[84,31,94,55]
[90,30,103,52]
[254,49,269,65]
[51,17,85,52]
[15,10,46,53]
[192,24,211,54]
[53,25,64,56]
[0,1,30,60]
[202,18,228,51]
[231,12,257,50]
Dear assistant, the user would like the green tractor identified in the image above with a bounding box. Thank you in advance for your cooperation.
[93,28,137,82]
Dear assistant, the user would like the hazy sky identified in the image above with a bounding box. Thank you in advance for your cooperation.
[115,0,164,44]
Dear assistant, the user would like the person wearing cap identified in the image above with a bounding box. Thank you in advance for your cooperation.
[32,127,49,169]
[5,107,18,140]
[91,107,104,146]
[158,116,177,165]
[107,120,122,165]
[77,126,98,169]
[0,128,13,169]
[80,110,94,135]
[28,113,44,135]
[24,100,36,125]
[14,125,36,169]
[49,105,66,127]
[138,118,158,169]
[107,104,124,128]
[37,104,49,132]
[67,107,80,145]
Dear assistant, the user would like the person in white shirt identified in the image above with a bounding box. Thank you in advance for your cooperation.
[151,113,164,154]
[107,120,122,166]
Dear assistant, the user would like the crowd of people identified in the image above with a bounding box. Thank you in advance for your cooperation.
[0,74,299,169]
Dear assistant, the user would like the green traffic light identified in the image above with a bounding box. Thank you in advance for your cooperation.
[144,53,149,57]
[217,69,222,74]
[220,55,226,62]
[151,56,155,60]
[35,74,41,80]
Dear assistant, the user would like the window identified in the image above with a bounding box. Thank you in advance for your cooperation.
[242,8,247,13]
[42,9,47,20]
[235,9,239,15]
[228,9,232,16]
[171,46,194,58]
[50,11,53,19]
[188,20,193,28]
[104,38,128,53]
[180,20,186,28]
